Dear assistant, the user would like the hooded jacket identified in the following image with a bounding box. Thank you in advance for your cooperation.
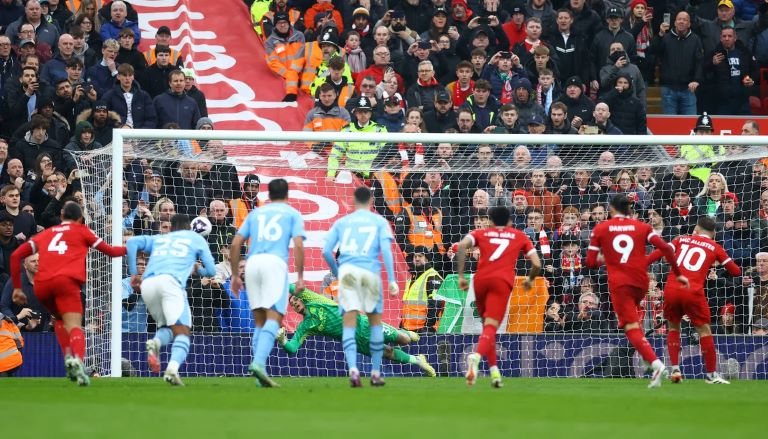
[76,108,122,146]
[512,78,545,126]
[601,74,647,135]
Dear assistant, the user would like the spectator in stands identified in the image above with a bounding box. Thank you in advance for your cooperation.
[179,68,207,118]
[480,50,528,105]
[668,187,695,236]
[216,259,252,332]
[716,192,751,265]
[346,74,379,121]
[394,179,444,254]
[512,17,549,67]
[376,95,405,132]
[0,252,47,334]
[114,27,146,78]
[624,0,654,84]
[546,8,590,84]
[460,79,498,132]
[357,45,405,95]
[635,166,656,195]
[143,26,183,68]
[99,1,139,48]
[76,100,120,145]
[423,88,456,133]
[63,120,101,174]
[738,252,768,327]
[546,101,576,134]
[0,0,24,34]
[502,4,526,48]
[752,318,768,335]
[1,158,32,202]
[692,172,729,220]
[52,77,86,130]
[749,190,768,248]
[445,60,475,107]
[656,163,704,210]
[4,1,59,48]
[303,82,351,153]
[589,202,607,228]
[557,75,594,130]
[206,199,236,259]
[10,113,62,174]
[510,189,530,229]
[403,39,446,87]
[561,167,604,210]
[400,246,444,333]
[650,10,703,115]
[703,26,757,115]
[489,103,522,135]
[73,11,101,53]
[153,69,201,130]
[165,161,207,217]
[0,183,36,240]
[565,291,608,332]
[526,169,562,230]
[591,7,636,79]
[545,236,584,303]
[523,207,553,268]
[39,32,73,86]
[608,169,651,211]
[512,77,545,127]
[599,41,646,106]
[454,107,480,134]
[0,209,20,284]
[406,59,446,112]
[86,37,118,97]
[102,63,156,129]
[305,0,344,35]
[586,102,621,135]
[121,252,147,333]
[141,44,176,98]
[63,56,83,85]
[553,205,583,241]
[265,12,304,102]
[567,0,602,48]
[544,300,566,332]
[533,68,559,114]
[4,66,52,136]
[601,74,646,135]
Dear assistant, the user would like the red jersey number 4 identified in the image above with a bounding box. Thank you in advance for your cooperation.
[47,232,69,254]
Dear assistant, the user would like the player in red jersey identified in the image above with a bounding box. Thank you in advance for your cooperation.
[456,206,541,388]
[647,216,741,385]
[586,194,689,388]
[9,202,126,386]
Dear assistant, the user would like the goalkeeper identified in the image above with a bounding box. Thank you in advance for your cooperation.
[278,287,436,377]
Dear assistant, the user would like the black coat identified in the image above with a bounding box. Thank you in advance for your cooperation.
[140,63,175,98]
[423,108,457,134]
[557,93,595,125]
[602,88,647,135]
[186,86,208,117]
[10,134,64,175]
[649,29,704,89]
[102,81,157,128]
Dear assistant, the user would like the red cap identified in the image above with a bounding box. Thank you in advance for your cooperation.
[513,189,528,198]
[720,303,735,316]
[630,0,648,10]
[722,192,738,205]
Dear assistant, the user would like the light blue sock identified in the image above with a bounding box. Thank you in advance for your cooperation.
[254,319,279,368]
[251,326,261,361]
[370,325,384,375]
[342,326,357,371]
[153,327,173,348]
[170,334,190,367]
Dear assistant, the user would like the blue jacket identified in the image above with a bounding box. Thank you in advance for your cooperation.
[39,54,70,86]
[85,62,117,98]
[153,90,201,129]
[216,279,255,332]
[100,19,141,48]
[102,81,157,128]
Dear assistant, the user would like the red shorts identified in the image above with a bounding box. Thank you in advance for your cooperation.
[664,287,711,327]
[34,277,84,318]
[472,276,513,323]
[610,285,645,329]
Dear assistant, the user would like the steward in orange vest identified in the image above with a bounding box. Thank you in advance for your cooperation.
[0,313,23,377]
[371,170,403,222]
[260,0,304,37]
[265,12,306,100]
[299,26,341,94]
[228,174,262,230]
[393,180,445,255]
[400,247,444,333]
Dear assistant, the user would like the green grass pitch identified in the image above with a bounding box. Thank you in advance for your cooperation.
[5,377,764,437]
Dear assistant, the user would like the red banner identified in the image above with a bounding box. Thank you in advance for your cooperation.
[648,115,768,135]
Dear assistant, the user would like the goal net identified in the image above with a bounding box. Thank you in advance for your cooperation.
[70,130,768,379]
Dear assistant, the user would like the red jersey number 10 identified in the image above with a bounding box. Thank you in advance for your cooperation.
[676,244,707,271]
[48,232,69,255]
[612,234,634,263]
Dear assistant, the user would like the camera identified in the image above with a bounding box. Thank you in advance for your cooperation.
[498,51,512,59]
[75,81,93,95]
[477,17,490,25]
[28,310,41,320]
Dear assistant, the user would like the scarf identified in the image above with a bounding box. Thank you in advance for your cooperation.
[536,84,553,114]
[417,77,440,88]
[557,223,581,237]
[344,46,366,73]
[539,229,551,257]
[500,78,514,104]
[398,142,425,168]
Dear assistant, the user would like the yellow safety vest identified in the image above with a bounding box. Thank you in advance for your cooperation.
[401,267,442,331]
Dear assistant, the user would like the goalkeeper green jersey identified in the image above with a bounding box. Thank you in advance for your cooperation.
[284,288,399,354]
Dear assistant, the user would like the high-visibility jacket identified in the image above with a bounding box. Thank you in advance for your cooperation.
[678,144,725,183]
[327,121,387,177]
[309,61,353,97]
[323,280,339,300]
[143,47,183,67]
[0,319,23,373]
[403,204,444,253]
[67,0,103,12]
[250,0,272,37]
[229,198,259,230]
[303,105,350,153]
[373,171,403,216]
[303,3,344,33]
[264,29,305,95]
[300,41,339,94]
[260,8,302,37]
[401,267,442,331]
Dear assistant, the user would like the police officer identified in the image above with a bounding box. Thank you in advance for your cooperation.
[327,96,387,182]
[678,112,725,183]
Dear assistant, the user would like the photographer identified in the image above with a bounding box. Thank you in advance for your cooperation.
[0,253,48,333]
[53,78,94,129]
[4,66,54,136]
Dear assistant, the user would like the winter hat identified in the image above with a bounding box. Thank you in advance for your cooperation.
[195,117,214,130]
[74,120,94,138]
[516,77,533,92]
[629,0,648,10]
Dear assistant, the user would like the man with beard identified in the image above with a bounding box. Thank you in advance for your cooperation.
[394,179,445,255]
[228,174,261,230]
[76,100,121,146]
[400,246,444,334]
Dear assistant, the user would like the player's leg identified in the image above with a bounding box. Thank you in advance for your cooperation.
[365,274,386,386]
[141,276,171,374]
[465,277,489,387]
[338,265,364,387]
[386,347,437,377]
[476,279,509,388]
[663,293,684,383]
[164,324,190,386]
[159,279,193,386]
[686,297,728,384]
[60,311,89,386]
[244,256,283,387]
[612,287,665,387]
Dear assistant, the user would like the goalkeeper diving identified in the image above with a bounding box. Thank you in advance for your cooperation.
[277,286,436,377]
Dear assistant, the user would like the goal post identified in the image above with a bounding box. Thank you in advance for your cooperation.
[67,129,768,379]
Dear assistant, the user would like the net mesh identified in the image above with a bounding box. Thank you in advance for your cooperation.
[70,135,768,379]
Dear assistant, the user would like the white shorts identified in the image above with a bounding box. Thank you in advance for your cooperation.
[140,274,190,327]
[338,264,383,314]
[245,253,289,314]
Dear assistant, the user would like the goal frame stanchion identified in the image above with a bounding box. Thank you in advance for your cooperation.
[107,129,768,378]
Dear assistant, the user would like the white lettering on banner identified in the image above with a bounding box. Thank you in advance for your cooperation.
[132,0,295,128]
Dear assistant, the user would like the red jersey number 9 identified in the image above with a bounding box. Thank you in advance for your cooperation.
[612,234,633,263]
[48,232,69,255]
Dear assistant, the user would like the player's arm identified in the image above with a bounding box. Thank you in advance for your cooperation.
[197,237,218,278]
[647,239,676,265]
[585,230,601,269]
[280,317,317,354]
[228,233,247,296]
[455,234,475,291]
[10,241,35,290]
[381,222,398,296]
[523,237,542,290]
[126,236,149,276]
[716,245,742,277]
[648,233,681,276]
[322,225,339,277]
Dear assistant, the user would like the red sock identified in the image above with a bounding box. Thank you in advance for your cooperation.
[700,335,717,373]
[54,320,71,358]
[69,327,86,361]
[476,325,498,367]
[625,327,658,363]
[667,330,681,366]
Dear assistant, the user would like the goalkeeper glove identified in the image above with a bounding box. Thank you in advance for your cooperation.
[276,327,287,346]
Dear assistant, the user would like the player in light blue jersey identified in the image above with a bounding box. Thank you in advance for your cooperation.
[229,178,306,387]
[322,187,398,387]
[126,214,217,386]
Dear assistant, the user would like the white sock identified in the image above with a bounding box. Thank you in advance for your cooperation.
[489,365,500,375]
[651,359,664,370]
[166,360,180,375]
